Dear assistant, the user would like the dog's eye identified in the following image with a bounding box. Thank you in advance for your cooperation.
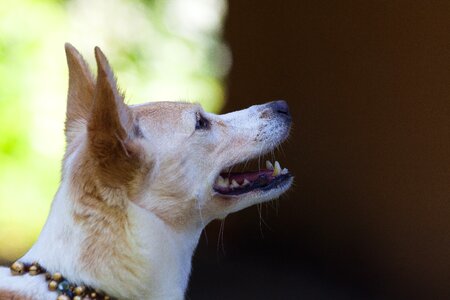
[195,112,210,130]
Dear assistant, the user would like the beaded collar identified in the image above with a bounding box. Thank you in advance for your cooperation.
[10,261,115,300]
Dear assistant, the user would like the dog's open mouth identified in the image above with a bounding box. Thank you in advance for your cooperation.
[213,160,292,196]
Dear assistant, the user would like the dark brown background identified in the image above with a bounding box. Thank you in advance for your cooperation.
[188,1,450,299]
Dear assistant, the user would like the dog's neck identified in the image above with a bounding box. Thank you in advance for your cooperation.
[20,179,203,300]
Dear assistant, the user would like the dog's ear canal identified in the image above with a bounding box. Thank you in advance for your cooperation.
[87,47,139,187]
[65,43,95,144]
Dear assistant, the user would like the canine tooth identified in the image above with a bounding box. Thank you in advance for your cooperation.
[231,179,240,188]
[273,161,282,176]
[281,168,289,175]
[242,179,250,186]
[266,160,274,170]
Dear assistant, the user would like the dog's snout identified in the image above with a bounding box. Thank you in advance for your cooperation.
[268,100,290,118]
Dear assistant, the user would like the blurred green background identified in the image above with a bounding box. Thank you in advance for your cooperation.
[0,0,229,261]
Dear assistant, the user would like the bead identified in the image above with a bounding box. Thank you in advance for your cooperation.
[48,280,58,291]
[29,265,40,276]
[65,290,74,298]
[10,261,25,275]
[58,280,70,292]
[90,292,97,298]
[74,286,86,295]
[31,261,40,267]
[52,272,63,282]
[104,296,110,300]
[74,296,82,300]
[57,295,70,300]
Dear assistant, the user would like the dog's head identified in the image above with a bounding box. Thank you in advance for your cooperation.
[64,44,293,230]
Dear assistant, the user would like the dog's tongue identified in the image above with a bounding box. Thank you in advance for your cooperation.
[220,169,274,184]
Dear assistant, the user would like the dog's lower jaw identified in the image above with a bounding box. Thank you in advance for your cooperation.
[1,182,203,300]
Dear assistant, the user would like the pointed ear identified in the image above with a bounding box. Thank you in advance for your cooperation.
[65,43,95,143]
[87,46,138,187]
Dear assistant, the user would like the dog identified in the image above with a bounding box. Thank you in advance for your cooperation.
[0,44,293,300]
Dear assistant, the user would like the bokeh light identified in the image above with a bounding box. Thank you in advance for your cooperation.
[0,0,229,261]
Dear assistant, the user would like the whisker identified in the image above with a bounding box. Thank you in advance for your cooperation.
[259,204,274,232]
[202,227,209,246]
[216,218,226,255]
[196,198,208,239]
[257,203,264,238]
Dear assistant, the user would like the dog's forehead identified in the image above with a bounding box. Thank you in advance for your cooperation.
[131,101,200,118]
[131,101,202,136]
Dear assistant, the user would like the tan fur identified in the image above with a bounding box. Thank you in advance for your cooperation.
[133,101,200,135]
[64,44,95,145]
[64,47,150,277]
[1,44,291,299]
[87,47,142,192]
[215,120,227,128]
[0,290,34,300]
[64,49,193,270]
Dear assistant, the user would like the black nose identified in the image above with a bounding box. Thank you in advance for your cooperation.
[268,100,290,117]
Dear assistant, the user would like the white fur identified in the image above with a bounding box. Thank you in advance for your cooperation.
[0,100,291,299]
[0,268,55,299]
[0,163,202,299]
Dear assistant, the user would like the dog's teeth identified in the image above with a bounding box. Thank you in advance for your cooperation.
[216,176,229,188]
[281,168,289,175]
[242,179,250,186]
[231,179,240,188]
[266,160,274,170]
[273,161,282,176]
